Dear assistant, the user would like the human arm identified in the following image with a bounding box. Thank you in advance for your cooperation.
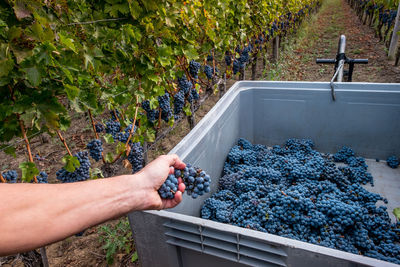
[0,154,185,256]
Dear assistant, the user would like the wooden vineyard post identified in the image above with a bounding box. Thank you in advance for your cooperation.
[187,101,196,129]
[239,64,246,80]
[388,4,400,60]
[143,141,148,165]
[273,36,279,62]
[219,73,226,99]
[251,54,257,80]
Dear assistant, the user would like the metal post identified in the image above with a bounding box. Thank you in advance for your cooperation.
[388,4,400,60]
[337,35,346,82]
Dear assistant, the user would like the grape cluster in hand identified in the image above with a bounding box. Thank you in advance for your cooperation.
[86,139,103,162]
[3,170,18,183]
[201,138,400,264]
[56,151,91,183]
[158,164,211,199]
[158,174,179,199]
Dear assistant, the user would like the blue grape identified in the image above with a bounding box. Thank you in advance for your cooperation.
[158,174,179,199]
[173,90,185,115]
[105,119,121,139]
[95,123,105,133]
[158,92,172,122]
[3,170,18,183]
[158,164,212,199]
[141,100,159,123]
[37,171,48,183]
[189,60,201,79]
[200,138,400,264]
[128,142,144,174]
[86,139,103,162]
[386,156,399,169]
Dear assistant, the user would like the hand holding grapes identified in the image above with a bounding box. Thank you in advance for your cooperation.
[135,154,186,210]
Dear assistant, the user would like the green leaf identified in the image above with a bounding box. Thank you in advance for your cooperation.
[24,66,41,87]
[131,251,138,262]
[393,207,400,221]
[62,155,80,172]
[64,84,80,100]
[183,104,192,116]
[19,162,39,182]
[90,168,104,179]
[105,152,114,163]
[103,134,114,144]
[58,33,76,53]
[116,142,126,154]
[3,146,16,158]
[129,1,143,19]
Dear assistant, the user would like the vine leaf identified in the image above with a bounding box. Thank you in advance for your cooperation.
[19,161,39,182]
[103,134,114,144]
[13,1,32,20]
[90,168,104,179]
[393,208,400,221]
[24,66,41,86]
[64,84,80,101]
[62,155,80,172]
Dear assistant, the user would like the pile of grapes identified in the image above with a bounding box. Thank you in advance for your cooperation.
[201,138,400,264]
[158,164,211,199]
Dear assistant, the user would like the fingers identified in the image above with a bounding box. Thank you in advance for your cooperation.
[164,154,186,170]
[178,182,185,193]
[169,166,175,175]
[162,191,183,209]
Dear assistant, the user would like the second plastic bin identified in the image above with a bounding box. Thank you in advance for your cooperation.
[128,81,400,267]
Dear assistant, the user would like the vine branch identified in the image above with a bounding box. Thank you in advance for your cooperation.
[56,130,73,157]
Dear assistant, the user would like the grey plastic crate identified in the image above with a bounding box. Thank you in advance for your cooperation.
[128,81,400,267]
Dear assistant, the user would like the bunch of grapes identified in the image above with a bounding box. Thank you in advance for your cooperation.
[95,123,105,133]
[173,90,185,116]
[127,142,144,174]
[56,151,91,183]
[116,124,135,143]
[178,75,192,94]
[386,156,399,169]
[86,139,103,162]
[233,59,240,74]
[141,100,159,123]
[158,92,172,122]
[105,120,121,139]
[189,60,201,79]
[204,65,219,79]
[207,54,213,62]
[3,170,18,183]
[158,164,211,199]
[225,52,232,66]
[37,171,48,183]
[158,174,179,199]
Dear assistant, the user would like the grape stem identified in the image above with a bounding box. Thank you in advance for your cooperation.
[88,109,106,164]
[17,114,38,183]
[0,173,6,183]
[56,130,73,157]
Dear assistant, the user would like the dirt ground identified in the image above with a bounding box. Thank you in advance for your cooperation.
[1,0,399,266]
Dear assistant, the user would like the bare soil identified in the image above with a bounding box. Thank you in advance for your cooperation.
[1,0,399,266]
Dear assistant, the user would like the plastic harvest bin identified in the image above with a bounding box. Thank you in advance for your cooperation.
[128,81,400,267]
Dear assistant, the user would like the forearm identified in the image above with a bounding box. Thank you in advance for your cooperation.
[0,174,147,256]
